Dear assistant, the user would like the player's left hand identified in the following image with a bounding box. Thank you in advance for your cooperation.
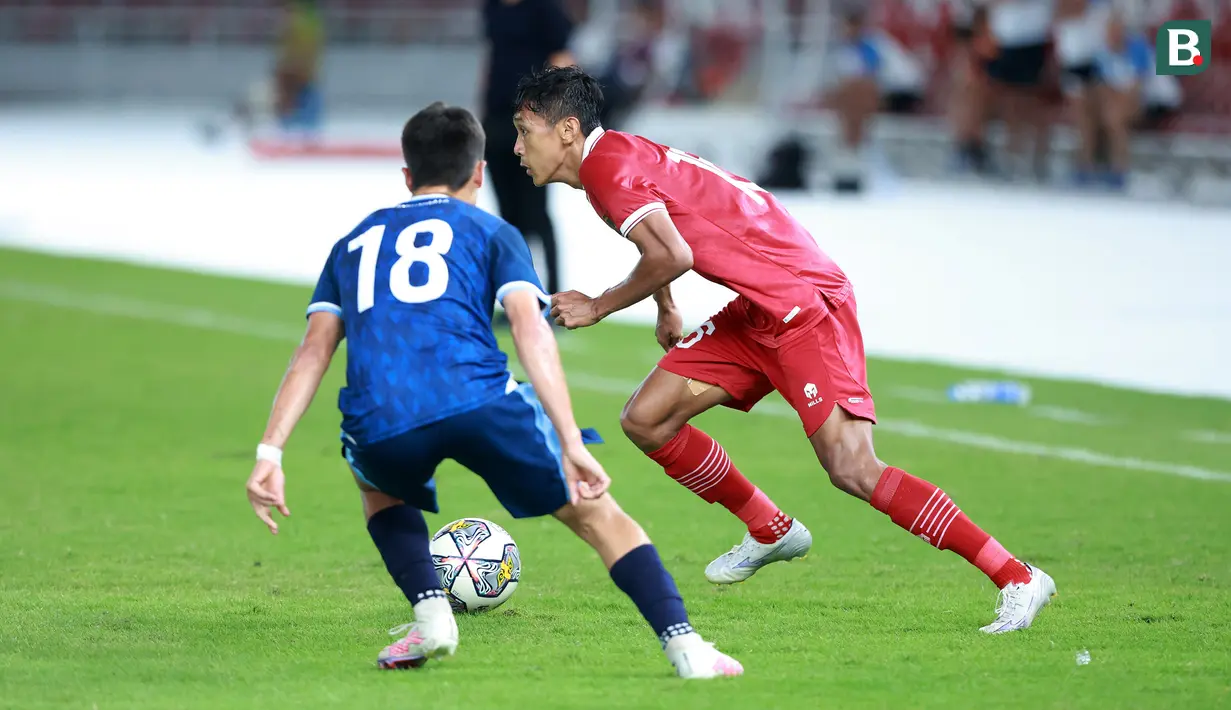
[655,306,684,351]
[550,290,602,329]
[561,442,612,503]
[246,459,291,535]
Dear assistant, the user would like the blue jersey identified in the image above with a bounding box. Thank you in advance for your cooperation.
[1097,33,1152,89]
[835,36,881,79]
[308,193,546,445]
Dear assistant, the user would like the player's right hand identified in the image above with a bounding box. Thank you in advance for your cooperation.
[561,443,611,504]
[655,306,684,352]
[246,459,291,535]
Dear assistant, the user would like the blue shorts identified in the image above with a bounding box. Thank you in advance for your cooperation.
[341,382,603,518]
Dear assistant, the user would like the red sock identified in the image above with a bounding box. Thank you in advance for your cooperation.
[648,425,791,543]
[870,467,1031,589]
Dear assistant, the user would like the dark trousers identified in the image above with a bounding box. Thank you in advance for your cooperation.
[483,114,560,294]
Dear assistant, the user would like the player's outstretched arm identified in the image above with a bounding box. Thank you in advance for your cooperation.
[595,211,693,320]
[550,211,692,329]
[505,289,610,502]
[259,311,343,447]
[246,311,343,534]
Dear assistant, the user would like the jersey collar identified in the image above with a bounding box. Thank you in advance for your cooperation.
[582,127,606,161]
[408,192,450,201]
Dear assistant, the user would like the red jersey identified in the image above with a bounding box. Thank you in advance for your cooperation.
[578,128,851,347]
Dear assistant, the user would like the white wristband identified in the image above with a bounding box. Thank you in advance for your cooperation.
[256,444,283,466]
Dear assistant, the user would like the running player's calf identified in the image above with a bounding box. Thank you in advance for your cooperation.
[553,494,742,679]
[619,369,812,584]
[812,406,1056,633]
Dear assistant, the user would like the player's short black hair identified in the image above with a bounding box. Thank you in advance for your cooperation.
[401,102,485,191]
[513,65,604,135]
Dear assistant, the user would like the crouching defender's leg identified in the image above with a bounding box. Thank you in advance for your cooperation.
[346,382,742,677]
[357,467,742,677]
[553,493,743,679]
[353,478,460,669]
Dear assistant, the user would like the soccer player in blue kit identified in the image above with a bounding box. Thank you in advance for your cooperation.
[243,102,742,678]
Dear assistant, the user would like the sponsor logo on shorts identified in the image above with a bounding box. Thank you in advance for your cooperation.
[803,383,824,408]
[848,397,864,404]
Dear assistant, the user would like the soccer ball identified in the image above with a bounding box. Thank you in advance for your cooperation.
[430,518,520,613]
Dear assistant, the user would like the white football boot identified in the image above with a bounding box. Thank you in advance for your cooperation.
[704,520,813,584]
[377,597,459,669]
[665,633,744,679]
[980,563,1057,634]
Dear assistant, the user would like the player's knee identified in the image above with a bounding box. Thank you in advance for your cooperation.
[822,447,881,497]
[810,409,883,500]
[816,437,883,501]
[557,494,612,534]
[359,488,403,521]
[619,396,677,452]
[554,495,649,565]
[354,473,402,520]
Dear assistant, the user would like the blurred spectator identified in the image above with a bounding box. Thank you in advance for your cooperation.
[948,1,993,174]
[1054,0,1110,184]
[481,0,576,299]
[866,0,929,114]
[1138,69,1183,131]
[1135,0,1184,131]
[595,0,665,130]
[668,4,755,103]
[1094,5,1151,188]
[829,9,882,192]
[274,0,325,134]
[873,32,928,115]
[984,0,1055,180]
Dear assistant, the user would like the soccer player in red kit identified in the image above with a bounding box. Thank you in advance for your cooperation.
[511,66,1055,633]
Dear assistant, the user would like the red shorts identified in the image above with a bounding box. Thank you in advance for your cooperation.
[659,296,876,436]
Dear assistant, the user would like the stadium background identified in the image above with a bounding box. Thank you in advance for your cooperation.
[1,1,1230,708]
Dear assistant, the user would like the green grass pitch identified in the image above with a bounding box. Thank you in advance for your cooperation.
[1,247,1229,709]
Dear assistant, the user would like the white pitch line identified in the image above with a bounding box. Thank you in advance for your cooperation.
[890,386,1109,426]
[0,280,307,342]
[888,385,949,404]
[1027,405,1109,426]
[4,279,1230,484]
[1183,430,1231,446]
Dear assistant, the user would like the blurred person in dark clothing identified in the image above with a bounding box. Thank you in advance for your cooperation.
[483,0,576,299]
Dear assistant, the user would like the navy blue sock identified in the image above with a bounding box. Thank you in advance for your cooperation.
[609,544,693,646]
[367,505,446,605]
